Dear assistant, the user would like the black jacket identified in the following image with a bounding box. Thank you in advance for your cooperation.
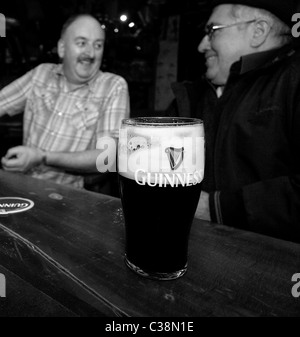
[167,45,300,243]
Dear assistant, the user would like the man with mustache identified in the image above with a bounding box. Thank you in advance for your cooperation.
[0,14,129,189]
[167,0,300,242]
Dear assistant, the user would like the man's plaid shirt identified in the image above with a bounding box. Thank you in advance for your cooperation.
[0,64,130,188]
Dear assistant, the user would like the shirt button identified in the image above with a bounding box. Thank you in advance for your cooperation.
[51,131,55,136]
[58,112,63,116]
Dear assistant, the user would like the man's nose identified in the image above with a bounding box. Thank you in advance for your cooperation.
[198,35,210,53]
[85,44,95,57]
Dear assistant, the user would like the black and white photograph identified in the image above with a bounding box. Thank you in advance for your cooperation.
[0,0,299,323]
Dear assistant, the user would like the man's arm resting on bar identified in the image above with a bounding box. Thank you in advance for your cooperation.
[1,146,114,173]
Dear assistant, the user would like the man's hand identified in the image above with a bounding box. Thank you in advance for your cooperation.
[194,190,211,222]
[1,146,45,173]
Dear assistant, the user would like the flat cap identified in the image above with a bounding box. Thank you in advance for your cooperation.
[211,0,297,27]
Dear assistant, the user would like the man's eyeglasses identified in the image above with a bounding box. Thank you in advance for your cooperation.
[204,20,256,41]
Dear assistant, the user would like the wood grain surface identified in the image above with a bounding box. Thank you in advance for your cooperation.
[0,170,299,317]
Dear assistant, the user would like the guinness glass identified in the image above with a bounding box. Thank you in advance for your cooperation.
[118,117,205,280]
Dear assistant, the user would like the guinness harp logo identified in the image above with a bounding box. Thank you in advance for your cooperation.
[165,147,184,171]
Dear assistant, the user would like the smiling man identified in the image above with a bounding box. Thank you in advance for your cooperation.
[0,14,129,189]
[59,15,105,89]
[199,5,257,86]
[166,0,300,243]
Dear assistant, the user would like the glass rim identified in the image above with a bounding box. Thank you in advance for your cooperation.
[122,117,203,127]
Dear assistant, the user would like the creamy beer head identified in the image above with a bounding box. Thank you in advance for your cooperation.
[118,117,205,187]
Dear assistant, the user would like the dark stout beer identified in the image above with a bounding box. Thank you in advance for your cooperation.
[119,175,201,275]
[118,117,205,280]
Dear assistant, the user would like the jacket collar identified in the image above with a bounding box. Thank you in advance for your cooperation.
[230,44,296,76]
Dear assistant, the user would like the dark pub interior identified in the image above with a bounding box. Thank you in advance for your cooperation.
[0,0,300,319]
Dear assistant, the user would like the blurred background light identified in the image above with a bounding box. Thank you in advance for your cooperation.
[120,14,128,22]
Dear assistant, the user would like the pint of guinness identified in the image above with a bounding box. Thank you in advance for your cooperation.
[118,117,205,280]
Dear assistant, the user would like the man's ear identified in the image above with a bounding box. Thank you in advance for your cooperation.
[57,39,65,59]
[251,20,272,47]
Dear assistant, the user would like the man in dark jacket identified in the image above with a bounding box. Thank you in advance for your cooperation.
[168,0,300,242]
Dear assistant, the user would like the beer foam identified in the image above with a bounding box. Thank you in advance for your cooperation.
[125,124,204,140]
[118,123,205,184]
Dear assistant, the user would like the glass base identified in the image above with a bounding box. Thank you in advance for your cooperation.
[124,256,187,281]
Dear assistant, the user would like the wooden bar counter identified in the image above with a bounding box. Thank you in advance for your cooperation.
[0,170,299,317]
